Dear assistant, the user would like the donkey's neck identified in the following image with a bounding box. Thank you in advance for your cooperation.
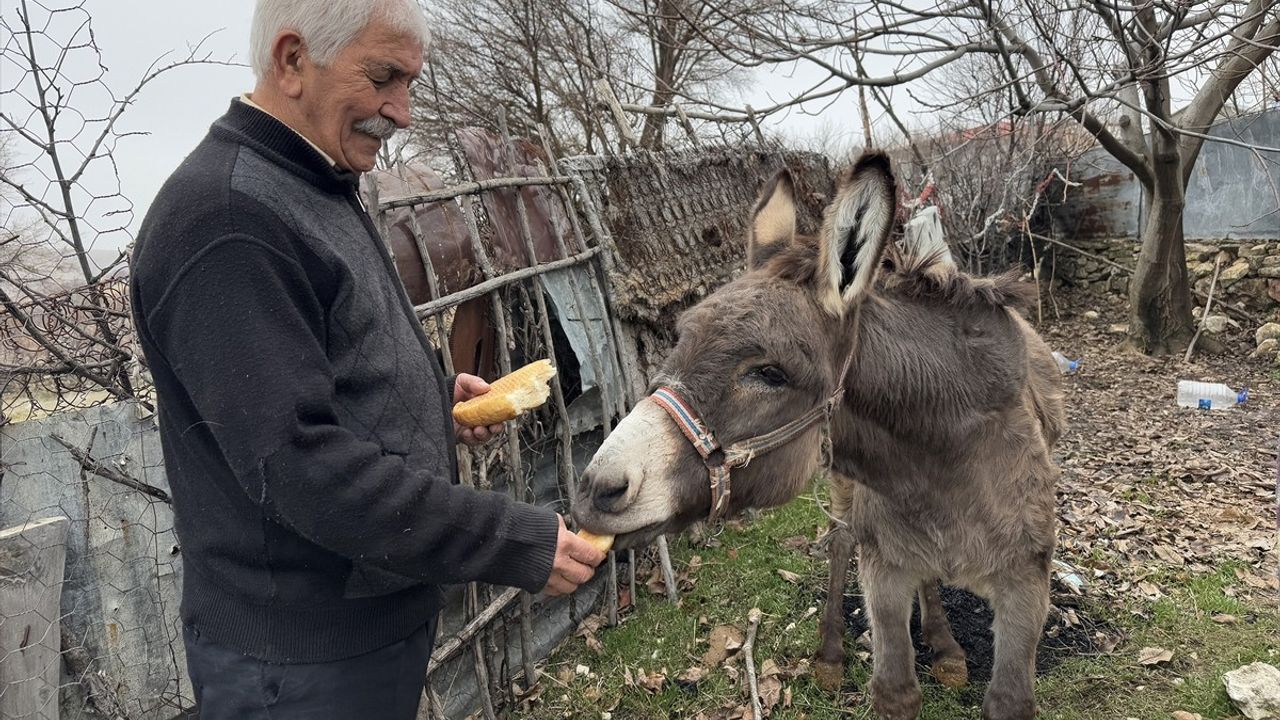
[830,290,1028,496]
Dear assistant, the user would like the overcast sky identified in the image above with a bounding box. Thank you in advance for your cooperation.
[8,1,878,268]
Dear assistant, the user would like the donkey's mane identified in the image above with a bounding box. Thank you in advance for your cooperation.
[760,232,1035,310]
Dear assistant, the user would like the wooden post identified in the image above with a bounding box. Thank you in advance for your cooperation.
[744,105,767,146]
[0,516,70,720]
[674,104,700,146]
[594,79,640,151]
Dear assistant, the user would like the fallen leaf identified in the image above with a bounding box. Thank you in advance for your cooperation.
[702,625,746,667]
[1170,712,1201,720]
[782,535,809,551]
[576,614,607,654]
[760,658,781,678]
[777,569,802,584]
[1152,544,1185,566]
[636,667,666,693]
[1138,647,1174,666]
[677,666,707,689]
[1212,614,1239,624]
[759,675,783,712]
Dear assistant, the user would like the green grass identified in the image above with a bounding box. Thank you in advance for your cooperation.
[526,484,1278,720]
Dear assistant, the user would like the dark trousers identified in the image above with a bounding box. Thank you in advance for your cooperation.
[184,620,437,720]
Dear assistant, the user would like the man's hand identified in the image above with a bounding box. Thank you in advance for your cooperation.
[453,373,506,445]
[542,515,605,596]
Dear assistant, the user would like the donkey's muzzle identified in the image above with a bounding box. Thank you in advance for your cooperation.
[581,465,639,514]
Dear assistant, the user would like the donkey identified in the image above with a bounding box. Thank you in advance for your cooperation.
[572,152,1064,720]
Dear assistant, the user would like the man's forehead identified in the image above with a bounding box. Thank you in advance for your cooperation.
[356,22,425,73]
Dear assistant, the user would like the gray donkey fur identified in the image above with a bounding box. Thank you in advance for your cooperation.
[573,152,1064,720]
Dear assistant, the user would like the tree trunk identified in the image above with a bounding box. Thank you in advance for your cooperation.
[1128,193,1194,354]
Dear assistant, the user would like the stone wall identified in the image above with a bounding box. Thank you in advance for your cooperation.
[1050,237,1280,362]
[1052,238,1280,315]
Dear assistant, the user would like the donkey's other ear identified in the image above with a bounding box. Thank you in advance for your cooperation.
[748,169,797,269]
[817,151,896,316]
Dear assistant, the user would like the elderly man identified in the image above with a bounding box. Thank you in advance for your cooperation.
[128,1,604,717]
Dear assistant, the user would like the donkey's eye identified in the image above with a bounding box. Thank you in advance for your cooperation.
[749,365,789,387]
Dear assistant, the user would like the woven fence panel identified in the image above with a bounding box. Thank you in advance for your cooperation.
[561,147,834,375]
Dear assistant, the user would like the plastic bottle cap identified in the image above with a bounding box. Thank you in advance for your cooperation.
[1068,360,1079,372]
[1238,388,1248,404]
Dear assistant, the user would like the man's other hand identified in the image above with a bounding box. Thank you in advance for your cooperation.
[452,373,505,445]
[542,515,605,596]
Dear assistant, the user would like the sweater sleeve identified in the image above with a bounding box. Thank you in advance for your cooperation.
[142,234,559,593]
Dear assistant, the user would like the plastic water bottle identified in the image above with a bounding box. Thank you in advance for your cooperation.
[1176,380,1248,409]
[1051,351,1080,374]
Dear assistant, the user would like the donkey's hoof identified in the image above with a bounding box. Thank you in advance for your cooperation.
[981,691,1036,720]
[931,655,969,688]
[814,659,844,691]
[870,677,922,720]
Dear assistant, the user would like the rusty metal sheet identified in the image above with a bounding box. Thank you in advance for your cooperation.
[456,127,582,273]
[368,164,480,302]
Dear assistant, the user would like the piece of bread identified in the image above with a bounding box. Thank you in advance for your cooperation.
[576,529,615,553]
[452,359,557,427]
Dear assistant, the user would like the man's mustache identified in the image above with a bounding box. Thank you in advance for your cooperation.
[354,115,396,141]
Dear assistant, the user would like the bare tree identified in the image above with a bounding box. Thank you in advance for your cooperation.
[1,0,231,421]
[412,0,758,156]
[665,0,1280,354]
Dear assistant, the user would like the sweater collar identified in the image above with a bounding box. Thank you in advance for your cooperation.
[211,98,360,195]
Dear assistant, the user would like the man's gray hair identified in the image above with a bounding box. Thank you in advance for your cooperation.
[250,0,431,79]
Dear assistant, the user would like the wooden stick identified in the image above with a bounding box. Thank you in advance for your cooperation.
[628,548,637,612]
[497,110,578,502]
[378,175,573,210]
[1184,254,1223,363]
[673,104,701,145]
[607,550,618,627]
[744,607,765,720]
[745,105,767,145]
[594,79,639,150]
[428,587,521,671]
[50,433,171,504]
[618,102,751,123]
[412,247,603,318]
[655,534,680,604]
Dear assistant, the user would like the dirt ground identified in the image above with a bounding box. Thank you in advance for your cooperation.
[1037,290,1277,602]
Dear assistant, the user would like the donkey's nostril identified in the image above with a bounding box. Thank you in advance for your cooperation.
[591,470,632,514]
[593,482,628,514]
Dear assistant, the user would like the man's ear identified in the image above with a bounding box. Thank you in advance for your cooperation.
[270,30,307,99]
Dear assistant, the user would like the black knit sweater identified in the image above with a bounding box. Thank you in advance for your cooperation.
[129,100,559,663]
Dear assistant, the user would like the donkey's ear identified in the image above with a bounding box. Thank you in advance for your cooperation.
[748,169,797,269]
[817,152,897,315]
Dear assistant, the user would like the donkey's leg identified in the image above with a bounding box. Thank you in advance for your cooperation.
[862,551,922,720]
[918,580,968,688]
[815,527,853,691]
[982,568,1050,720]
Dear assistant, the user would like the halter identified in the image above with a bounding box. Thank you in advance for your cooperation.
[650,351,856,522]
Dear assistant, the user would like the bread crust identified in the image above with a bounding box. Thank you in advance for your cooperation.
[452,359,557,426]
